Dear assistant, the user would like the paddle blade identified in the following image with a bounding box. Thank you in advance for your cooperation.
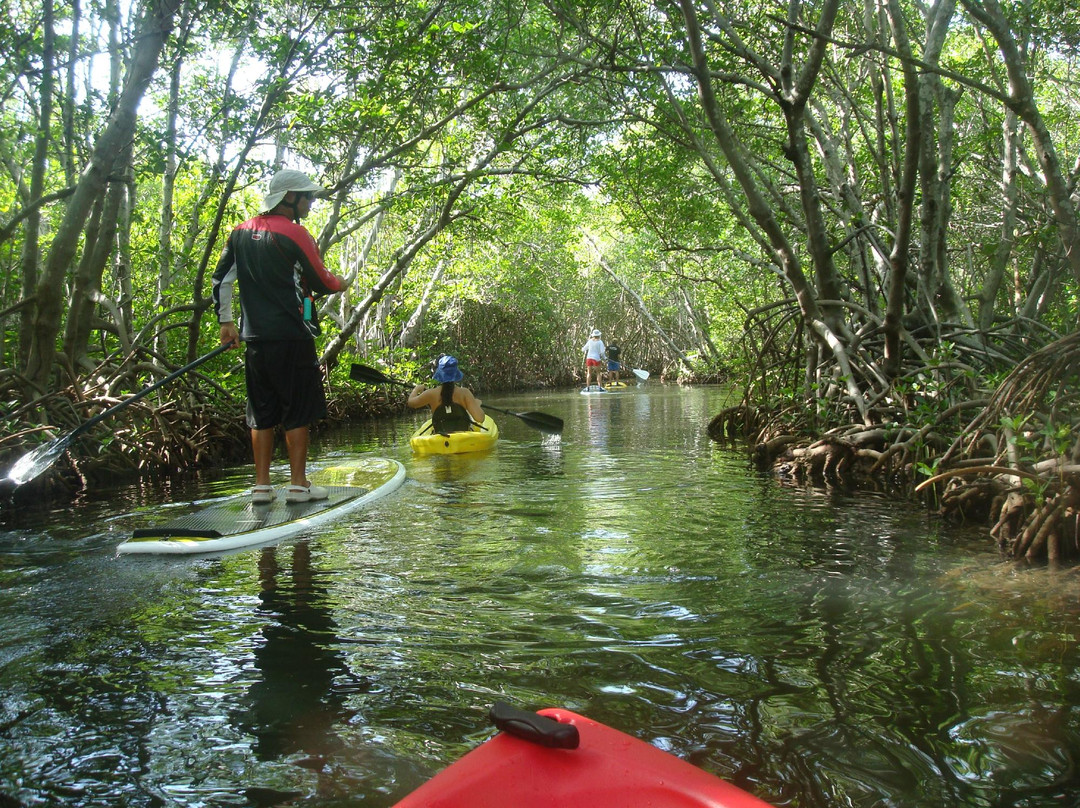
[349,363,408,387]
[632,368,650,381]
[517,411,564,435]
[481,404,563,434]
[5,435,73,486]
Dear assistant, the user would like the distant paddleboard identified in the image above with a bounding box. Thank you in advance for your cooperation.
[579,385,607,395]
[117,457,405,555]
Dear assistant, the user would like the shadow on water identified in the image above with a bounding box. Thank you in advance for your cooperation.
[0,384,1078,807]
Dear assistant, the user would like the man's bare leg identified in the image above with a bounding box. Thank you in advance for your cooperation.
[252,428,275,486]
[284,425,310,487]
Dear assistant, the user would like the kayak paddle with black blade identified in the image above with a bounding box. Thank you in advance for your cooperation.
[348,362,564,435]
[5,342,234,487]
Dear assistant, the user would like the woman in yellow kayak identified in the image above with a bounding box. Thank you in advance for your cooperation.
[407,355,485,432]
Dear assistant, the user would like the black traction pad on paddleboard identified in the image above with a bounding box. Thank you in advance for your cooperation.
[128,487,366,542]
[131,527,223,539]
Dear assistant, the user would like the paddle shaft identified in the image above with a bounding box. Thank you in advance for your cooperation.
[349,363,563,434]
[6,342,235,487]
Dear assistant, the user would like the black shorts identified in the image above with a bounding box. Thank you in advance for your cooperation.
[244,339,327,430]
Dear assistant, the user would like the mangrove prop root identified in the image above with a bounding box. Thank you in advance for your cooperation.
[1020,497,1064,561]
[990,490,1030,549]
[941,477,1004,524]
[716,406,1077,564]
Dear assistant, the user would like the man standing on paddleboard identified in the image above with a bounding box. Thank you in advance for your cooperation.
[213,169,349,504]
[604,341,622,386]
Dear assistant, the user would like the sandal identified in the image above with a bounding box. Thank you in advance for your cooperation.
[285,482,329,503]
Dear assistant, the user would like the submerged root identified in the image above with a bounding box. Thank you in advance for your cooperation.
[942,477,1006,525]
[722,306,1080,564]
[790,438,857,483]
[708,405,768,444]
[714,396,1079,564]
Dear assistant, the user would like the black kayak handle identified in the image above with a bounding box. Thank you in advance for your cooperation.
[489,702,580,749]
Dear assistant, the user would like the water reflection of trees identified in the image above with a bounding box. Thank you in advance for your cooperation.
[749,570,1080,806]
[234,542,349,762]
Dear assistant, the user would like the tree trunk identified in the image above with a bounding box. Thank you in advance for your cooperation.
[978,106,1020,332]
[62,0,81,187]
[116,153,135,347]
[675,0,821,334]
[871,0,900,231]
[805,103,883,316]
[962,0,1080,288]
[676,0,870,421]
[929,86,972,326]
[17,0,54,369]
[24,0,185,392]
[916,1,967,327]
[156,10,189,357]
[882,0,922,378]
[677,285,720,366]
[62,196,105,368]
[63,137,135,367]
[777,0,846,330]
[1018,246,1060,324]
[400,260,446,349]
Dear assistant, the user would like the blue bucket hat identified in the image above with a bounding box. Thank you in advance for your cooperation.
[433,355,464,383]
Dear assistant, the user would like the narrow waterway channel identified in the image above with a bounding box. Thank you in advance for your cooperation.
[1,384,1077,807]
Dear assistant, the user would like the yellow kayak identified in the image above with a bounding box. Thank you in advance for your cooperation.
[410,414,499,455]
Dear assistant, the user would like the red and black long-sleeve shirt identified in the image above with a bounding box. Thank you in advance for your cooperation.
[212,213,345,341]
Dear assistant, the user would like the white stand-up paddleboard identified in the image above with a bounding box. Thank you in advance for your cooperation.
[117,457,405,555]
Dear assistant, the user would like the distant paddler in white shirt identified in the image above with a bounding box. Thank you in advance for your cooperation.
[582,329,606,390]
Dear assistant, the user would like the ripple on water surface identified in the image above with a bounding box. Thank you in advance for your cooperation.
[1,386,1078,807]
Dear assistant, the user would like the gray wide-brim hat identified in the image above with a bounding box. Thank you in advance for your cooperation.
[262,169,324,211]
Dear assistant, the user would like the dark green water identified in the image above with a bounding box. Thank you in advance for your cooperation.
[1,385,1077,807]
